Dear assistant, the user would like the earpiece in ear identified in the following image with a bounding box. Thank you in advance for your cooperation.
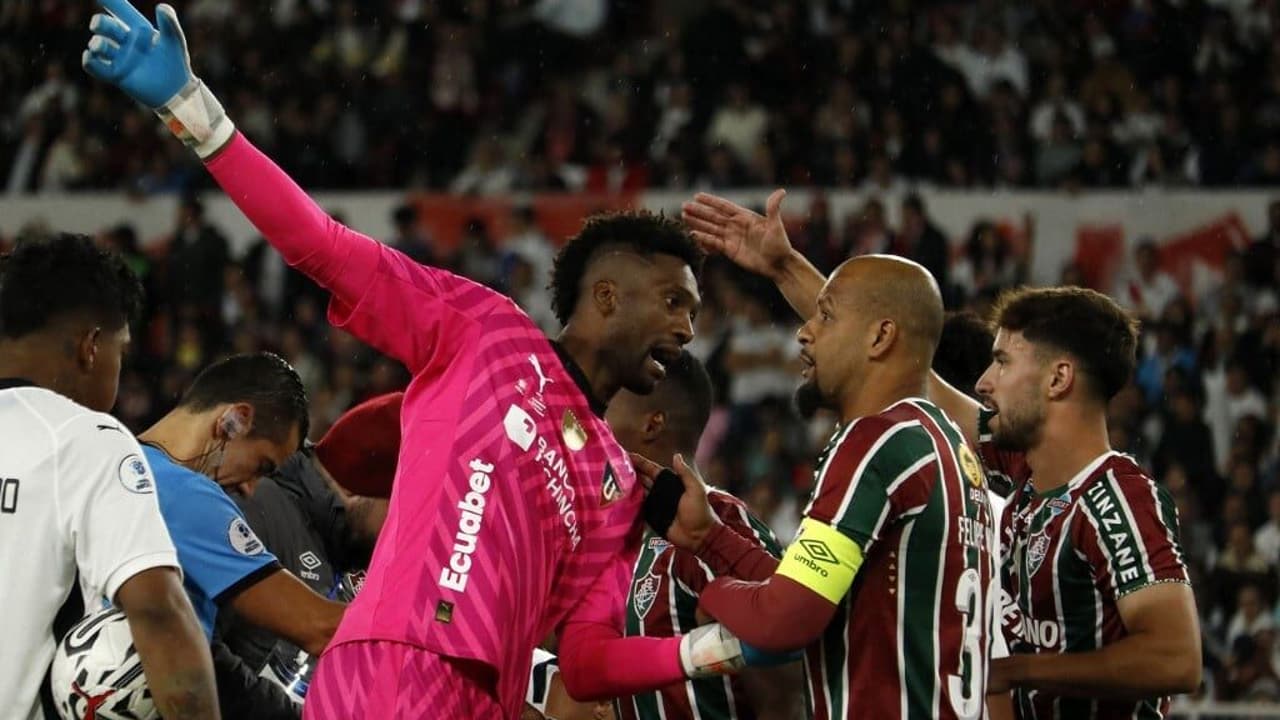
[220,412,247,440]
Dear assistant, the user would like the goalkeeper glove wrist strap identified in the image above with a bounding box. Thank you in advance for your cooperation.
[155,78,235,159]
[679,623,746,678]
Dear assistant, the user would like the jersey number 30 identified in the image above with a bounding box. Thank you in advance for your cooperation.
[948,567,985,720]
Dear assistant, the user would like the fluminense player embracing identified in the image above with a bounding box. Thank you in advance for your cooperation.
[82,4,778,717]
[634,251,1000,718]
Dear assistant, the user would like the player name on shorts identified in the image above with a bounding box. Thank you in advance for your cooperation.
[535,436,582,549]
[439,457,495,593]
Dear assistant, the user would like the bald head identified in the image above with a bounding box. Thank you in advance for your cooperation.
[828,255,944,357]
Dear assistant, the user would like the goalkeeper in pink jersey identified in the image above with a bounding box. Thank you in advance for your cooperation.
[81,3,780,717]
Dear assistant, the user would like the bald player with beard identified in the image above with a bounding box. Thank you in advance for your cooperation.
[634,246,1000,720]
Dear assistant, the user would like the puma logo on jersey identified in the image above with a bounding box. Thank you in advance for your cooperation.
[528,354,553,394]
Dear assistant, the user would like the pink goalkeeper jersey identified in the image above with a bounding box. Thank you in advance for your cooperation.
[207,134,646,716]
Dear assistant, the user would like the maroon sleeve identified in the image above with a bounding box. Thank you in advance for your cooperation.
[693,522,780,581]
[698,574,835,653]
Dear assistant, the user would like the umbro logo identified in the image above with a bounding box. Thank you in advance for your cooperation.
[798,539,838,564]
[299,551,322,570]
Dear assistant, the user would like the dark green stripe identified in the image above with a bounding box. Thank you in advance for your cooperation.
[1055,518,1098,719]
[822,602,850,718]
[902,479,945,720]
[631,687,663,720]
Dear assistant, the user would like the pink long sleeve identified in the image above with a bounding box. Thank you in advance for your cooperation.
[557,621,685,700]
[204,132,503,373]
[204,132,381,307]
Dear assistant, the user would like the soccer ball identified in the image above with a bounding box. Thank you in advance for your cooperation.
[50,606,157,720]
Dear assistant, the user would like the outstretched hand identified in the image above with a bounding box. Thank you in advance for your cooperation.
[82,0,194,108]
[681,189,794,280]
[630,452,717,552]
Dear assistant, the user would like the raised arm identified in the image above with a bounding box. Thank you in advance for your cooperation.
[682,190,826,319]
[81,1,379,298]
[82,1,499,373]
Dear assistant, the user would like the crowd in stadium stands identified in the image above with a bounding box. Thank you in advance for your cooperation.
[9,0,1280,193]
[5,0,1280,708]
[4,191,1280,703]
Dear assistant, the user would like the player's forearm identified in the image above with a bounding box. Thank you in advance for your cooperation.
[699,575,831,653]
[740,662,807,720]
[694,522,780,581]
[557,621,685,700]
[204,132,381,299]
[772,248,825,320]
[126,598,221,719]
[926,370,982,449]
[1000,632,1201,699]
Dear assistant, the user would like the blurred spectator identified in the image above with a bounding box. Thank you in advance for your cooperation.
[455,217,503,290]
[1035,113,1082,186]
[951,220,1022,303]
[1116,240,1180,321]
[387,203,436,267]
[1247,200,1280,288]
[705,82,768,167]
[167,195,230,343]
[898,193,950,297]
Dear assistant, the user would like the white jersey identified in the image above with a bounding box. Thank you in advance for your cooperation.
[0,380,179,720]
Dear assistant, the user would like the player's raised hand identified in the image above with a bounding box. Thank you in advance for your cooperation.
[632,452,717,551]
[82,0,193,108]
[682,189,794,280]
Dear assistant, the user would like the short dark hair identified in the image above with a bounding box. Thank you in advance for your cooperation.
[0,233,143,339]
[179,352,310,446]
[932,311,994,397]
[550,212,704,325]
[991,286,1139,402]
[651,350,713,455]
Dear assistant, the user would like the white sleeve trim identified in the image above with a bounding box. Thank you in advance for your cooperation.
[103,550,182,604]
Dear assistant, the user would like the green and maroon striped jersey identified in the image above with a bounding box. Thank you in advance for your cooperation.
[977,410,1190,720]
[801,399,998,720]
[616,490,784,720]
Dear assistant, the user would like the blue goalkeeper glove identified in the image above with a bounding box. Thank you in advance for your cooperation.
[82,0,234,158]
[679,624,802,678]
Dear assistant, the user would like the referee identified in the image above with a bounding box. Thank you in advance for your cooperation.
[213,399,391,718]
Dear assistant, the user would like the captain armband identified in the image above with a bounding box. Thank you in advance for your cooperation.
[775,517,864,604]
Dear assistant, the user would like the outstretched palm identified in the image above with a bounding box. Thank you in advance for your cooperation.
[681,189,794,278]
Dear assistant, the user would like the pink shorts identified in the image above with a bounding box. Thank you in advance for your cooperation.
[303,641,503,719]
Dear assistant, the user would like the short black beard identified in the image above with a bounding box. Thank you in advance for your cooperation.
[795,380,825,420]
[991,410,1042,452]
